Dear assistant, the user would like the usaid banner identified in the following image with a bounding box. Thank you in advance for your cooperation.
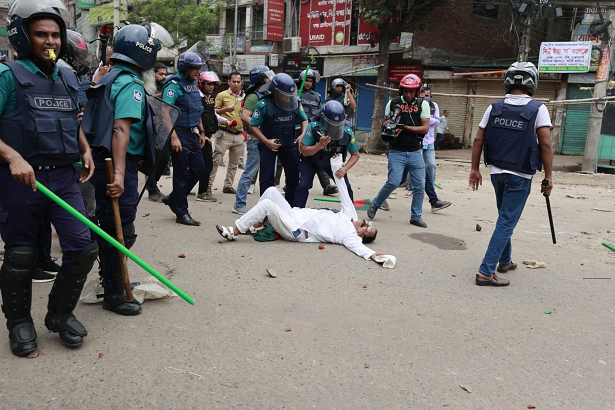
[538,41,592,72]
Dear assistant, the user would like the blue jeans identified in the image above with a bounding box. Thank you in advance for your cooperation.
[373,149,425,220]
[422,144,439,204]
[234,139,260,210]
[479,173,532,276]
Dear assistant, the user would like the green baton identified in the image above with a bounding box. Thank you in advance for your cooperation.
[36,181,195,305]
[297,65,310,97]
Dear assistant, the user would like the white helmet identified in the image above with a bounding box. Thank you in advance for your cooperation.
[504,62,538,96]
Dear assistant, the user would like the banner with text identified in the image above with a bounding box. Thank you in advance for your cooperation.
[299,0,352,47]
[389,65,423,82]
[266,0,284,42]
[538,41,592,72]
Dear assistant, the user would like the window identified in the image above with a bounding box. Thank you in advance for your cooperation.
[472,0,500,19]
[252,5,264,40]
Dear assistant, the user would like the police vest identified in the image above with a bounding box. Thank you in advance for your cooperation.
[325,93,348,115]
[301,91,321,120]
[308,122,351,169]
[483,99,543,175]
[82,69,156,169]
[164,75,203,128]
[76,74,90,106]
[200,95,218,136]
[0,62,80,167]
[260,96,299,146]
[388,96,424,152]
[244,90,265,135]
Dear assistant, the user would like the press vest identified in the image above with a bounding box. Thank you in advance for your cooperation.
[308,123,351,169]
[0,62,80,167]
[164,75,203,128]
[82,69,156,166]
[200,95,218,136]
[483,99,543,175]
[388,96,425,152]
[260,96,299,146]
[301,90,321,120]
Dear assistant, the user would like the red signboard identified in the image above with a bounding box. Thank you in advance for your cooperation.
[266,0,284,42]
[300,0,352,47]
[388,65,423,82]
[357,7,400,46]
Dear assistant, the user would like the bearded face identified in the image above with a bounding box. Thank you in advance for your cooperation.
[142,68,156,96]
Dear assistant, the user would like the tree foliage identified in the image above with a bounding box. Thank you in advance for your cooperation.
[128,0,221,47]
[358,0,443,151]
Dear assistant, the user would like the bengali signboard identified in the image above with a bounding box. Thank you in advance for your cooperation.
[357,7,401,46]
[89,1,126,26]
[423,70,453,80]
[299,0,352,47]
[266,0,284,42]
[79,0,95,9]
[282,56,324,79]
[596,48,611,81]
[351,55,378,76]
[568,73,596,84]
[538,41,592,72]
[389,65,423,82]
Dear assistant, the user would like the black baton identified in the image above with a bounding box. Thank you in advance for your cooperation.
[542,179,556,244]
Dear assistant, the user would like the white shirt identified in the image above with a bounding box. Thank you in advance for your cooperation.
[478,94,552,179]
[295,155,375,260]
[436,115,448,134]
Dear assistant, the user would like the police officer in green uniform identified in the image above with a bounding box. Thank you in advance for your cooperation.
[161,51,207,226]
[295,100,360,208]
[250,73,308,206]
[325,78,356,118]
[0,0,98,356]
[84,24,160,315]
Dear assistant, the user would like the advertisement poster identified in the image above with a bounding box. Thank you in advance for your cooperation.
[389,65,423,82]
[266,0,284,42]
[299,0,352,47]
[538,41,592,72]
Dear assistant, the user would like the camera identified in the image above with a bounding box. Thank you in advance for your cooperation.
[381,108,402,143]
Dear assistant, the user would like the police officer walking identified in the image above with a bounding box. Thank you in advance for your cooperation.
[469,62,553,287]
[161,52,207,226]
[325,78,356,117]
[85,24,161,315]
[297,69,338,196]
[0,0,98,355]
[249,73,308,206]
[367,74,430,227]
[295,100,360,208]
[231,64,273,214]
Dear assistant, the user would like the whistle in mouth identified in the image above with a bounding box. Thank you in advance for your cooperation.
[47,49,57,62]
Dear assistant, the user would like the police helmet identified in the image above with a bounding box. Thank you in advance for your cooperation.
[298,69,321,83]
[111,24,161,70]
[268,73,298,111]
[321,100,346,141]
[7,0,70,60]
[249,64,274,85]
[177,51,204,72]
[64,30,90,76]
[504,61,538,96]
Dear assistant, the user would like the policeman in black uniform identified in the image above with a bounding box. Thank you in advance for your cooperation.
[297,69,337,196]
[83,24,161,315]
[161,51,207,226]
[0,0,98,356]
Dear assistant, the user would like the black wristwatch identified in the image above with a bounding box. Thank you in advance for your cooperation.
[199,130,205,134]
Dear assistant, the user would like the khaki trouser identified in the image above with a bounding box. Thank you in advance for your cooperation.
[209,130,244,190]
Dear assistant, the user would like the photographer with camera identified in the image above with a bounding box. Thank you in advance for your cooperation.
[367,74,430,228]
[295,100,360,208]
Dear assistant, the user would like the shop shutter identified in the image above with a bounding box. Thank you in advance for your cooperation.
[470,81,502,141]
[430,79,469,142]
[356,77,377,131]
[314,80,326,103]
[533,81,559,120]
[561,86,592,155]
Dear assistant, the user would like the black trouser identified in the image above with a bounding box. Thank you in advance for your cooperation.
[146,146,171,194]
[198,139,214,195]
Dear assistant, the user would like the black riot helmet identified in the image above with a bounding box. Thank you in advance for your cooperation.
[111,24,161,70]
[7,0,70,60]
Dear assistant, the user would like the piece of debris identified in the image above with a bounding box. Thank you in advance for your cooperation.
[528,406,536,409]
[218,240,223,243]
[142,213,150,217]
[581,231,592,235]
[362,284,367,289]
[266,268,277,278]
[544,310,552,314]
[27,349,39,359]
[178,254,186,258]
[599,360,607,365]
[459,384,472,393]
[98,353,104,359]
[319,244,325,250]
[523,260,546,269]
[285,328,291,332]
[593,208,613,213]
[476,224,482,232]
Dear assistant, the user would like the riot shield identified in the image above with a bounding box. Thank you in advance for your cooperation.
[138,95,180,200]
[186,40,210,63]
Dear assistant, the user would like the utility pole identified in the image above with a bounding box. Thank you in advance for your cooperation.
[516,0,541,61]
[233,0,239,70]
[113,0,121,36]
[582,9,615,173]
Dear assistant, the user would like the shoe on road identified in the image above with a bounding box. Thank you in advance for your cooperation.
[232,205,247,215]
[32,267,56,283]
[148,191,165,203]
[475,273,510,286]
[39,258,61,272]
[379,200,390,211]
[323,185,338,196]
[367,202,378,220]
[176,213,201,226]
[497,262,518,273]
[431,200,452,213]
[223,186,237,194]
[196,192,217,202]
[410,218,427,228]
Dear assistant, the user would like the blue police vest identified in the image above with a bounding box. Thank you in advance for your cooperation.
[0,62,80,167]
[301,91,321,120]
[308,122,351,169]
[76,74,90,106]
[483,99,543,175]
[82,70,156,167]
[164,75,203,128]
[260,96,299,146]
[388,96,424,152]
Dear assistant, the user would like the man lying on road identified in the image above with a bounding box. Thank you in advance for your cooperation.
[216,155,392,265]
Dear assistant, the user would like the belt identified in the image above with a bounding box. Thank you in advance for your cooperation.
[34,165,60,171]
[175,126,195,131]
[221,128,242,135]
